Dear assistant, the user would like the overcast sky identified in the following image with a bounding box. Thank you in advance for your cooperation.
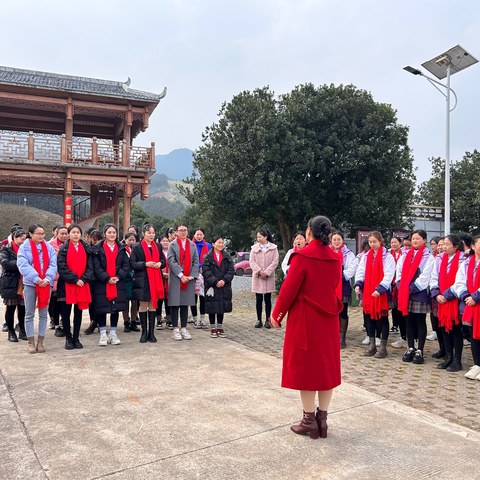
[2,0,480,186]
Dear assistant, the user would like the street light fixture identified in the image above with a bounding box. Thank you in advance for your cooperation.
[404,44,478,235]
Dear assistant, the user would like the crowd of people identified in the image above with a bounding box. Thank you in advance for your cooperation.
[0,222,479,384]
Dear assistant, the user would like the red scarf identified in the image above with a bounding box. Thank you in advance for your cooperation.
[198,241,209,264]
[162,250,169,298]
[391,250,401,301]
[125,245,131,256]
[65,241,92,310]
[398,246,426,315]
[30,239,50,309]
[463,257,480,340]
[12,241,19,255]
[214,250,223,266]
[362,248,389,319]
[437,251,460,332]
[103,241,118,301]
[177,238,191,291]
[141,240,165,308]
[335,249,343,300]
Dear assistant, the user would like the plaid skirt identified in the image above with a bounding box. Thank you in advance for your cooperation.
[3,296,25,306]
[408,300,431,314]
[342,295,352,304]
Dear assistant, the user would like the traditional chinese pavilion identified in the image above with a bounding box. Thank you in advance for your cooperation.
[0,65,166,232]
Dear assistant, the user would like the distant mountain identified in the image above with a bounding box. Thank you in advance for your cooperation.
[155,148,194,180]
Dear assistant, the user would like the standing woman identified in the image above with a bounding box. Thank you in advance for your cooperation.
[17,224,57,354]
[131,224,165,343]
[454,235,480,380]
[430,234,465,371]
[354,231,395,358]
[167,223,199,341]
[91,224,130,347]
[192,228,211,329]
[156,235,171,330]
[0,229,27,342]
[331,231,357,349]
[270,216,343,439]
[122,232,140,333]
[281,231,307,275]
[57,224,94,350]
[202,236,235,338]
[397,229,435,365]
[250,229,279,329]
[389,236,404,338]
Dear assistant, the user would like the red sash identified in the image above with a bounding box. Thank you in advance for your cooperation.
[12,242,19,254]
[437,251,460,332]
[141,240,165,308]
[198,242,209,264]
[177,238,191,291]
[30,239,50,309]
[65,241,92,310]
[463,257,480,340]
[391,250,401,301]
[103,241,118,301]
[335,250,343,300]
[362,248,389,319]
[214,250,223,266]
[398,246,426,315]
[163,250,169,298]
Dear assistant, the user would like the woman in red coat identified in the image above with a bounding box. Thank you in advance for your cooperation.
[271,215,343,439]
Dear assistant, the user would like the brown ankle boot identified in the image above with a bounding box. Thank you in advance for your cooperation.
[364,337,377,356]
[290,411,319,439]
[84,320,98,335]
[339,317,348,349]
[27,337,37,354]
[36,335,45,353]
[315,408,328,438]
[375,339,388,358]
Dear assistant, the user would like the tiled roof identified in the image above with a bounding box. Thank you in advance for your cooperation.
[0,66,165,103]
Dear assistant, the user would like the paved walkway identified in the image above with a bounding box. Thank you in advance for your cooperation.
[1,296,480,479]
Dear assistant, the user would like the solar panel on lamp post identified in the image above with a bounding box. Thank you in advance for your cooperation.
[404,45,478,236]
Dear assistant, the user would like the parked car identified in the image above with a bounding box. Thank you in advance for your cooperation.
[233,252,252,276]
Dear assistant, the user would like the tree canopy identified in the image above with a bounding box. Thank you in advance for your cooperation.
[416,151,480,234]
[183,83,415,250]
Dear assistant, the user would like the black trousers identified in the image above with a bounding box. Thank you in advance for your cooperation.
[5,304,25,332]
[256,293,272,321]
[96,312,119,328]
[442,323,463,361]
[430,314,444,349]
[392,307,406,339]
[61,303,83,337]
[406,312,427,351]
[171,305,188,328]
[156,297,170,317]
[191,295,205,316]
[209,313,224,326]
[469,325,480,365]
[365,313,389,340]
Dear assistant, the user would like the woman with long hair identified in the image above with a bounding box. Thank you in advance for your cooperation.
[390,236,408,349]
[354,231,395,358]
[396,229,435,365]
[0,229,27,342]
[17,224,57,353]
[122,232,140,333]
[250,229,279,329]
[131,223,165,343]
[270,215,343,439]
[281,231,307,275]
[156,235,171,330]
[91,224,130,347]
[192,228,211,329]
[57,224,94,350]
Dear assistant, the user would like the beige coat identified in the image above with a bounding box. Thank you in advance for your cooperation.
[250,243,279,294]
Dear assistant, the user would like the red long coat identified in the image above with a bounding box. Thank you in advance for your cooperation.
[272,239,343,391]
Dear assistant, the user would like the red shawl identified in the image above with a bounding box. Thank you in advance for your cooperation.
[103,241,118,301]
[437,251,460,332]
[398,246,426,316]
[141,240,165,308]
[30,239,50,309]
[362,248,389,319]
[177,238,191,291]
[463,257,480,340]
[65,241,91,310]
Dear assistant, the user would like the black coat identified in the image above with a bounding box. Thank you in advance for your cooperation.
[56,239,94,299]
[91,240,130,315]
[0,244,22,299]
[202,249,235,314]
[130,241,166,302]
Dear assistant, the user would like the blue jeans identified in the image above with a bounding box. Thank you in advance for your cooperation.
[24,285,49,337]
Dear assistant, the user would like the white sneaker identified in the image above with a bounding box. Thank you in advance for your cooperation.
[465,365,480,380]
[98,333,108,346]
[391,338,407,349]
[181,328,192,340]
[375,337,381,347]
[426,331,437,341]
[108,332,121,345]
[193,318,203,329]
[172,329,182,341]
[362,335,370,345]
[200,317,207,328]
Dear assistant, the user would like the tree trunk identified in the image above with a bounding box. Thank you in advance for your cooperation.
[277,211,296,252]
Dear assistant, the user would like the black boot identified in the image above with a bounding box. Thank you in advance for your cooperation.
[438,354,453,369]
[130,319,140,332]
[124,320,131,333]
[254,319,263,328]
[139,312,148,343]
[340,316,348,349]
[8,330,18,342]
[65,334,74,350]
[432,347,446,358]
[446,358,463,372]
[72,333,83,349]
[18,329,27,341]
[148,311,157,343]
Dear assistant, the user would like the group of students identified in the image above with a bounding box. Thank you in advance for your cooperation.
[332,228,480,381]
[0,222,236,353]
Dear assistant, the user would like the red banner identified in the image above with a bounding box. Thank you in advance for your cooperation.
[64,197,72,227]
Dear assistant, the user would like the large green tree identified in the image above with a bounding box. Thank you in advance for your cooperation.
[417,151,480,233]
[183,84,415,250]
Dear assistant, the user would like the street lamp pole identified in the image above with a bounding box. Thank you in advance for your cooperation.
[404,45,478,236]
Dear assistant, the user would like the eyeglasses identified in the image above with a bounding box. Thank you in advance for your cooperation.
[33,232,45,236]
[177,229,187,233]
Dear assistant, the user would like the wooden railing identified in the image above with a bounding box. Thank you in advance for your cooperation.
[0,131,155,169]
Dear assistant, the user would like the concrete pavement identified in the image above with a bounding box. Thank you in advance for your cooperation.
[1,306,480,479]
